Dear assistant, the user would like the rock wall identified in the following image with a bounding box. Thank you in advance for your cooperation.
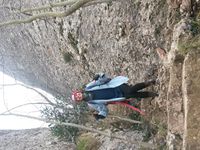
[0,0,169,98]
[183,50,200,150]
[0,128,75,150]
[1,0,200,149]
[164,17,200,149]
[165,19,187,150]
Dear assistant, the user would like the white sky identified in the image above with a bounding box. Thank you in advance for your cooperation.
[0,72,54,130]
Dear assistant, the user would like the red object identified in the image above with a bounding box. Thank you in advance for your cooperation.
[71,90,83,102]
[109,99,145,115]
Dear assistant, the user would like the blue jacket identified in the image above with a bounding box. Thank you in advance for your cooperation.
[85,74,129,117]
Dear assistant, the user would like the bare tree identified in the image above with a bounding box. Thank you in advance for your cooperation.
[0,80,157,149]
[0,0,120,27]
[1,83,56,106]
[0,112,157,149]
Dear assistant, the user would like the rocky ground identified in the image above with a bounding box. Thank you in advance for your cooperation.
[0,128,75,150]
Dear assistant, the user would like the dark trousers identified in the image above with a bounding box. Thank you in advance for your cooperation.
[119,82,157,99]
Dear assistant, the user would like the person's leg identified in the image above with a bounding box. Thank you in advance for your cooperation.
[119,84,132,95]
[126,91,158,99]
[129,80,156,92]
[119,82,156,96]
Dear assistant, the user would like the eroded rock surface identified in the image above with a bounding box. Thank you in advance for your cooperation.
[0,128,75,150]
[0,0,200,149]
[0,0,169,97]
[183,50,200,150]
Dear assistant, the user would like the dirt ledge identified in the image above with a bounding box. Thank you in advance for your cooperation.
[182,50,200,150]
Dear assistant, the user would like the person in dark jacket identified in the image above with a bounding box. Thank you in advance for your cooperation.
[72,73,158,120]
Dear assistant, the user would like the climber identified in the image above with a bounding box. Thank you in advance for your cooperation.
[71,73,158,120]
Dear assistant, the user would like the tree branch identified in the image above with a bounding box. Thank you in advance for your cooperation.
[0,0,122,27]
[0,83,56,106]
[18,83,56,106]
[19,0,118,13]
[0,113,157,149]
[1,102,50,114]
[21,0,78,13]
[0,0,93,27]
[0,5,32,16]
[108,115,142,124]
[0,83,73,110]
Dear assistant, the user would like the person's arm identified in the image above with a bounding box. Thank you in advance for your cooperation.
[87,103,108,120]
[85,73,111,90]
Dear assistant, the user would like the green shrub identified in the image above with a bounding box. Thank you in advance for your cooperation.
[178,35,200,55]
[41,97,88,142]
[191,20,200,36]
[76,134,100,150]
[63,52,73,63]
[178,20,200,55]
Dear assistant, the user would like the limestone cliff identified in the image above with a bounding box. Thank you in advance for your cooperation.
[0,0,169,97]
[0,0,200,149]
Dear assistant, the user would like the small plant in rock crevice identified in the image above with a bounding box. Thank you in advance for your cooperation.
[178,19,200,55]
[63,52,73,63]
[76,134,100,150]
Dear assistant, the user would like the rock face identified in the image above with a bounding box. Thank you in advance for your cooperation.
[183,50,200,150]
[163,16,200,149]
[0,0,200,149]
[0,0,169,97]
[166,48,200,150]
[0,128,75,150]
[164,19,188,150]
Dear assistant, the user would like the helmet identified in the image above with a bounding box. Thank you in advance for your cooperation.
[71,90,83,102]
